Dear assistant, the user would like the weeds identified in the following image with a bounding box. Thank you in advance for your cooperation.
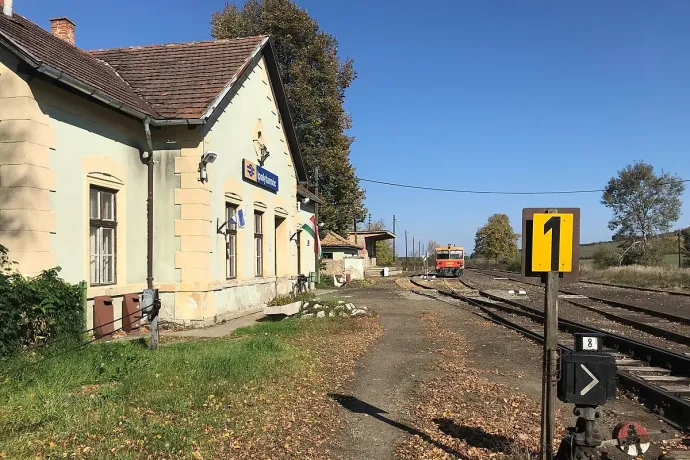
[581,265,690,290]
[266,291,315,306]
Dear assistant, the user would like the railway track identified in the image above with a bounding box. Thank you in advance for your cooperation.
[407,276,690,431]
[470,270,690,350]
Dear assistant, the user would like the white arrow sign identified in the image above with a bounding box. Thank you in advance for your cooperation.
[580,364,600,395]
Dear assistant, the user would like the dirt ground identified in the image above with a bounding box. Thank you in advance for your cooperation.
[325,279,684,460]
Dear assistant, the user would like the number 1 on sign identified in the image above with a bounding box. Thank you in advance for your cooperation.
[543,216,561,272]
[531,213,574,273]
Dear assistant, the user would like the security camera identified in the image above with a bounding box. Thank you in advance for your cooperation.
[201,151,217,165]
[302,197,310,204]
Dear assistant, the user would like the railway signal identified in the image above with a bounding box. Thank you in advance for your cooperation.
[523,208,581,460]
[555,333,617,460]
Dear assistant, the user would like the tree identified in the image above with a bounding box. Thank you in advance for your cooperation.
[602,161,684,248]
[426,240,438,259]
[474,214,519,261]
[212,0,366,235]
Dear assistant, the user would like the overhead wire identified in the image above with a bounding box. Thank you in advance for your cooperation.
[358,177,690,196]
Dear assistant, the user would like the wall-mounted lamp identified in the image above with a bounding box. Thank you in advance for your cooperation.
[199,151,217,183]
[255,140,270,166]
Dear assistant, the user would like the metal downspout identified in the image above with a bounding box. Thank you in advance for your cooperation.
[144,118,154,290]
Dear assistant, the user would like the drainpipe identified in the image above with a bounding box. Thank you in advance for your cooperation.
[144,118,154,290]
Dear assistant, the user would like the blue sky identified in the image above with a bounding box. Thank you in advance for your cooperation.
[18,0,690,252]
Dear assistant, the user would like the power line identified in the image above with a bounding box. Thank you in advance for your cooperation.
[358,178,690,196]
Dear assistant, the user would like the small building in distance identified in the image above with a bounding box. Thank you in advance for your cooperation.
[347,230,396,268]
[320,231,364,280]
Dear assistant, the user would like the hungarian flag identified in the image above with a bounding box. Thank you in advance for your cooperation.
[301,216,321,256]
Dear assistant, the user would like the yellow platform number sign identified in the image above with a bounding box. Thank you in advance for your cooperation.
[531,213,574,273]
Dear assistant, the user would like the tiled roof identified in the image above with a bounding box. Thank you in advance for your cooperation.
[322,232,363,249]
[0,13,157,116]
[296,185,325,205]
[89,36,265,119]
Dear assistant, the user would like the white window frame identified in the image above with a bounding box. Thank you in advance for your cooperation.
[89,186,117,285]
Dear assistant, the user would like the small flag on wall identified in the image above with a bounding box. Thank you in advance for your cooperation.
[228,207,247,228]
[301,216,321,256]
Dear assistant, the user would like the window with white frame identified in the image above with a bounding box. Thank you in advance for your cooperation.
[254,211,263,277]
[225,204,237,279]
[89,187,117,285]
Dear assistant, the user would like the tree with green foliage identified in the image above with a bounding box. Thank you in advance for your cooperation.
[211,0,366,235]
[602,161,684,251]
[474,214,519,261]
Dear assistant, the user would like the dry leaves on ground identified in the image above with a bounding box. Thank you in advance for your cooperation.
[212,317,382,459]
[396,312,567,460]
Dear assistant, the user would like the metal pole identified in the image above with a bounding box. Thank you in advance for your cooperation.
[314,167,320,284]
[405,230,408,271]
[679,231,682,269]
[368,213,372,230]
[412,237,416,271]
[393,215,397,263]
[540,271,559,460]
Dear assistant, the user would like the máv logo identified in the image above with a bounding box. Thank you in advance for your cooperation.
[246,163,256,178]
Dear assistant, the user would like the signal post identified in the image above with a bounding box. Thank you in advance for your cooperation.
[525,208,622,459]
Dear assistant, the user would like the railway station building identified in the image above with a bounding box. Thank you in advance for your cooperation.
[0,7,319,328]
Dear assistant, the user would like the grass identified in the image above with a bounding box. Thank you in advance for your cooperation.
[581,264,690,290]
[0,318,349,459]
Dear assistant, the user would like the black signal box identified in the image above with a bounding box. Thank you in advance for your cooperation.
[558,350,617,406]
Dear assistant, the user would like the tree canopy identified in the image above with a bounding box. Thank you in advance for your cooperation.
[602,161,684,244]
[473,214,519,261]
[212,0,366,235]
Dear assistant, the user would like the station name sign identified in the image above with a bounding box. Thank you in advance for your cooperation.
[243,159,279,193]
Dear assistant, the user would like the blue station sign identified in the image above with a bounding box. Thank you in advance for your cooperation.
[242,159,279,193]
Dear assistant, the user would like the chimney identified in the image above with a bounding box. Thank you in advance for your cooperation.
[2,0,13,18]
[50,17,76,45]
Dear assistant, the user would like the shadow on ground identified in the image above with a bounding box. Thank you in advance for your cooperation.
[329,393,469,459]
[434,417,516,454]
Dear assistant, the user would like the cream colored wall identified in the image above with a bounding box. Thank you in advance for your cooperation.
[205,55,299,285]
[0,49,56,275]
[29,79,179,298]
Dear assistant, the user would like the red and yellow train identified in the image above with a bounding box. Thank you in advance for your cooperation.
[435,245,465,277]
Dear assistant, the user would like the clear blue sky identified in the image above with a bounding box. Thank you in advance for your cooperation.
[18,0,690,253]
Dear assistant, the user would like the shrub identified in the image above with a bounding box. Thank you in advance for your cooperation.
[267,292,315,307]
[592,246,621,269]
[316,274,335,289]
[0,245,85,357]
[506,260,521,272]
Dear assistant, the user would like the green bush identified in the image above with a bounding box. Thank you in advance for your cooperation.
[315,274,335,289]
[506,260,521,272]
[592,246,621,269]
[267,292,315,307]
[0,245,85,357]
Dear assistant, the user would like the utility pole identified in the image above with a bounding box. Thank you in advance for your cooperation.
[405,230,408,271]
[393,215,397,263]
[412,236,416,271]
[368,213,372,230]
[678,231,683,269]
[314,167,320,283]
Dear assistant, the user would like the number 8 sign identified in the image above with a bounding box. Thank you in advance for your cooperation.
[531,213,574,272]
